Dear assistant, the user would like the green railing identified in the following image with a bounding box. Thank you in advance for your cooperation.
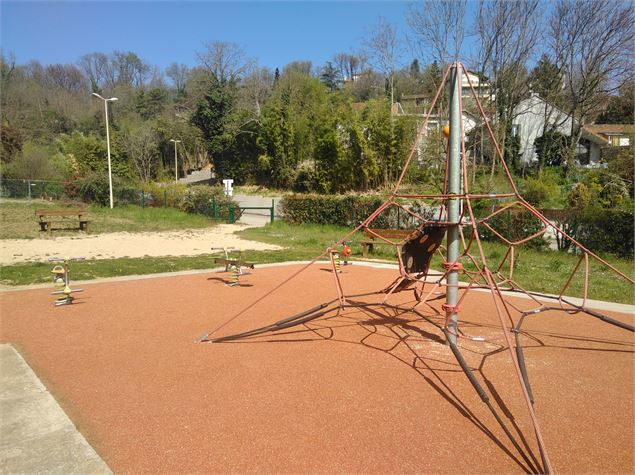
[0,179,65,200]
[0,179,258,225]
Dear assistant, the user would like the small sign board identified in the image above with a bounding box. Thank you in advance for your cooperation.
[222,179,234,197]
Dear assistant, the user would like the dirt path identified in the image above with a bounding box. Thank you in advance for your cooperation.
[0,223,280,265]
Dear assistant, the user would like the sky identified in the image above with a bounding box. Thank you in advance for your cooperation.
[1,1,420,71]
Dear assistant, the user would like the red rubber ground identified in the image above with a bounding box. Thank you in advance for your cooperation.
[1,263,633,474]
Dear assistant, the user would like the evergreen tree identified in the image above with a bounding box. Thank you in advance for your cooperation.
[319,61,340,91]
[529,54,562,101]
[409,59,420,77]
[190,77,240,179]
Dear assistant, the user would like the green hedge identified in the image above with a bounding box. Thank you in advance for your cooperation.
[569,208,633,258]
[281,194,396,228]
[476,207,549,250]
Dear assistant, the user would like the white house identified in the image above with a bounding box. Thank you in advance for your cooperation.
[581,124,634,163]
[461,70,493,98]
[512,93,573,164]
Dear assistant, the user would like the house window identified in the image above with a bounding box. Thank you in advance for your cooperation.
[511,124,521,137]
[607,135,623,146]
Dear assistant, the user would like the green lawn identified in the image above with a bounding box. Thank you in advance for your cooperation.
[0,200,213,239]
[239,222,634,304]
[1,204,633,304]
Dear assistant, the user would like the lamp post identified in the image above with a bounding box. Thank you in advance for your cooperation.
[92,93,118,209]
[170,139,181,182]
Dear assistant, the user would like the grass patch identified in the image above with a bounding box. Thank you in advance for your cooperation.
[0,199,213,239]
[1,218,633,304]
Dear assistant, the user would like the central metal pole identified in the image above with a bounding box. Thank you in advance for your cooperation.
[446,63,462,345]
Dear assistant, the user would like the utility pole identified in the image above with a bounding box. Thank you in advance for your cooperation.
[92,93,118,209]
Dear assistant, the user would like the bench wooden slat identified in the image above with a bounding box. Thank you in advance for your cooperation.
[363,228,413,240]
[361,228,416,257]
[36,208,86,217]
[36,208,89,233]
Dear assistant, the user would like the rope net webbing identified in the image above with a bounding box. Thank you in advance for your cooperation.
[199,61,634,475]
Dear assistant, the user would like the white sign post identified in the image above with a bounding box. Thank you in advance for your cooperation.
[222,179,234,197]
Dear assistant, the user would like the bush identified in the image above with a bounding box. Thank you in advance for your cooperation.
[142,182,188,208]
[70,172,111,205]
[476,206,549,250]
[68,173,141,206]
[180,185,237,219]
[570,208,634,258]
[282,194,395,227]
[567,183,592,209]
[521,176,560,207]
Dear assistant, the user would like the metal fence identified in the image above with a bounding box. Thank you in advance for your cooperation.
[0,179,275,224]
[0,179,66,200]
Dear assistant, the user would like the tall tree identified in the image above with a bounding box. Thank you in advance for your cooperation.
[240,67,274,117]
[548,0,633,164]
[190,77,237,176]
[196,41,253,82]
[165,63,190,95]
[320,61,340,91]
[365,16,401,105]
[407,0,467,67]
[476,0,542,174]
[596,80,635,124]
[120,123,159,183]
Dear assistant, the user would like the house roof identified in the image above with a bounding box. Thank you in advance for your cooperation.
[581,127,609,145]
[584,124,635,135]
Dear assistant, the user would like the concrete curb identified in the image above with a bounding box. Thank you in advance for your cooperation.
[0,344,112,474]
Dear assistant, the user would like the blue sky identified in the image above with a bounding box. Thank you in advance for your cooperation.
[1,1,420,70]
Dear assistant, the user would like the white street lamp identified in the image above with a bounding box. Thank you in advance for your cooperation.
[92,93,118,209]
[170,139,181,182]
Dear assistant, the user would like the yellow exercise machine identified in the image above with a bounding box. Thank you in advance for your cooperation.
[49,257,84,306]
[211,247,255,287]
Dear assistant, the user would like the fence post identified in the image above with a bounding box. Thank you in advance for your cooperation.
[229,205,235,224]
[163,190,167,208]
[270,199,275,223]
[212,198,218,221]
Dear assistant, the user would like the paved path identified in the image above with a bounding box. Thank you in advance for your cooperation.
[233,193,283,218]
[0,344,111,474]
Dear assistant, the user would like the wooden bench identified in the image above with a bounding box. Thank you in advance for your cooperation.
[361,228,415,257]
[36,208,90,233]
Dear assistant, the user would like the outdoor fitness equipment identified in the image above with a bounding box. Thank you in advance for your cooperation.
[49,257,85,306]
[211,247,255,287]
[198,62,634,474]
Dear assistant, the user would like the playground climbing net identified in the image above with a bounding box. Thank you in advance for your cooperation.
[197,62,634,475]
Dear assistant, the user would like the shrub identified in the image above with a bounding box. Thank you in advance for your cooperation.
[521,177,559,206]
[180,185,237,219]
[543,207,634,258]
[567,183,592,209]
[142,182,188,208]
[71,172,111,205]
[477,207,549,250]
[570,207,634,258]
[281,194,394,227]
